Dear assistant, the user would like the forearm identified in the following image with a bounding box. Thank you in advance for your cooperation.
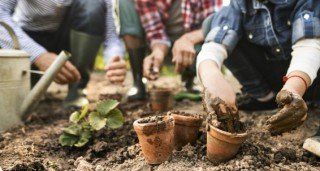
[182,29,204,45]
[151,43,169,59]
[283,71,310,97]
[0,4,47,62]
[103,0,125,63]
[134,0,170,47]
[285,38,320,96]
[198,60,222,86]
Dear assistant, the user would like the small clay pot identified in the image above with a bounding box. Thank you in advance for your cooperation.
[170,111,203,150]
[206,124,248,165]
[150,89,173,112]
[133,116,175,164]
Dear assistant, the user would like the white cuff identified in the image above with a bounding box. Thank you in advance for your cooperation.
[287,39,320,83]
[196,41,228,76]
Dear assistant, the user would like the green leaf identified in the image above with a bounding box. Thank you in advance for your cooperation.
[74,129,92,147]
[106,109,125,129]
[79,104,89,119]
[88,112,107,131]
[59,133,79,147]
[63,124,82,135]
[69,111,81,123]
[97,100,119,116]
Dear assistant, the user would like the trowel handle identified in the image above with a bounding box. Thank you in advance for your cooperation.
[21,51,71,116]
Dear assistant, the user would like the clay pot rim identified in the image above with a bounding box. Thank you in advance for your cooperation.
[133,116,174,129]
[170,112,203,127]
[208,124,248,138]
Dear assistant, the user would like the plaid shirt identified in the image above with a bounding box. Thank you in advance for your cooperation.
[135,0,223,47]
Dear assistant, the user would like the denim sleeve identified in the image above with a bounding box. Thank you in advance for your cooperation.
[204,1,243,54]
[292,0,320,44]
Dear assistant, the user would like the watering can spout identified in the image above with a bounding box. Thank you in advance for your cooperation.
[20,51,71,116]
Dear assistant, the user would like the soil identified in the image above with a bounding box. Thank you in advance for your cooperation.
[0,72,320,170]
[136,116,174,136]
[169,110,202,119]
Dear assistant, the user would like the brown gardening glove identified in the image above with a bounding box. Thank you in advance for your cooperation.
[202,88,240,133]
[266,90,308,135]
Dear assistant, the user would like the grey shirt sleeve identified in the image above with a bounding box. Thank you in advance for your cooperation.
[0,0,47,63]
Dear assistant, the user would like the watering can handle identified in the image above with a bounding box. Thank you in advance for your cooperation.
[0,22,21,50]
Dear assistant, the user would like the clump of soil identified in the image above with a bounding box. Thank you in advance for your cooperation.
[137,116,166,124]
[202,89,245,133]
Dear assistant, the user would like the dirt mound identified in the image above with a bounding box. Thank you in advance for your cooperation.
[0,73,319,170]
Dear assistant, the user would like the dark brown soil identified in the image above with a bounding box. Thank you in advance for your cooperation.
[137,116,165,124]
[0,73,319,171]
[169,110,202,119]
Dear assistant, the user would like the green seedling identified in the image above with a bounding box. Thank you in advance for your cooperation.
[59,100,125,147]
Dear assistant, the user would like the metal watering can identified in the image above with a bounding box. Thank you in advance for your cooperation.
[0,22,71,131]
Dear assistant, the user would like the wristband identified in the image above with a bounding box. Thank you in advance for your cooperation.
[283,75,308,91]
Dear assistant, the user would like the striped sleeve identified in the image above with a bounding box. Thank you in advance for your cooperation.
[103,0,125,64]
[0,0,47,63]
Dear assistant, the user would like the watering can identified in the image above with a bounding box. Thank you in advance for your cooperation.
[0,22,71,131]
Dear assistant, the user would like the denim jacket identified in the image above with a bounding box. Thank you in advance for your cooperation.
[205,0,320,60]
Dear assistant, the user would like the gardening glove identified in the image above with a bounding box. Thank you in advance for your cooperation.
[202,88,240,133]
[266,90,308,135]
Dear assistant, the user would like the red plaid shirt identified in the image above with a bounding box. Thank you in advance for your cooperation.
[135,0,223,46]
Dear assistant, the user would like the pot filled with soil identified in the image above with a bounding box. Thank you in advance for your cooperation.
[149,88,173,112]
[168,110,203,150]
[206,121,247,164]
[202,89,248,164]
[133,116,175,164]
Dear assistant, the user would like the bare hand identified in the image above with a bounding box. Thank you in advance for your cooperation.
[106,56,127,84]
[266,90,308,135]
[34,52,81,84]
[143,50,164,80]
[172,36,196,73]
[202,88,240,133]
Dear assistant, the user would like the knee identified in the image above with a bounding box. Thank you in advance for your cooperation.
[71,0,106,34]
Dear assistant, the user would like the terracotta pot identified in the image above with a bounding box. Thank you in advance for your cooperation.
[170,111,203,150]
[150,89,173,112]
[133,116,175,165]
[206,124,248,165]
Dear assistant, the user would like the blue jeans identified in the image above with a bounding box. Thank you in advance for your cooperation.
[225,39,320,102]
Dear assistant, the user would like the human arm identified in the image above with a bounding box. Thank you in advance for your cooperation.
[197,3,243,106]
[172,29,204,73]
[0,0,80,84]
[266,0,320,134]
[266,39,320,134]
[103,0,126,84]
[134,0,171,48]
[0,0,47,63]
[143,43,169,80]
